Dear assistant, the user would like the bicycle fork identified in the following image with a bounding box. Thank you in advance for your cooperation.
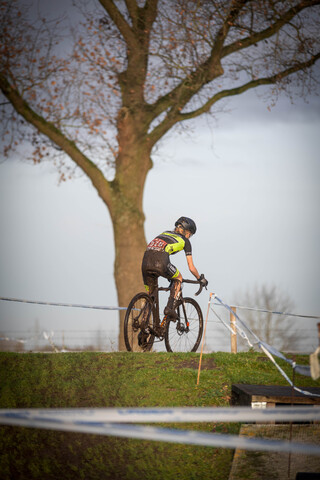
[176,298,190,333]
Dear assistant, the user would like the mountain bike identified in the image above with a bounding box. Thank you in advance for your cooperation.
[124,279,205,353]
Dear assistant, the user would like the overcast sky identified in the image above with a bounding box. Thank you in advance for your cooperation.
[1,89,319,351]
[0,1,319,351]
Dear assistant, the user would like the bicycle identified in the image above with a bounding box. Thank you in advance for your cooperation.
[124,278,206,353]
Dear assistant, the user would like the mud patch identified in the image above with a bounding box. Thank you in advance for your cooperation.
[175,357,218,370]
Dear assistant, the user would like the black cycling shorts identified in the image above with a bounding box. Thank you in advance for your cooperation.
[142,250,179,290]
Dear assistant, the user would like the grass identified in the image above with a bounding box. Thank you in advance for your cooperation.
[0,351,319,479]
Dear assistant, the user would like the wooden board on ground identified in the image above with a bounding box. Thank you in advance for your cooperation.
[232,384,320,407]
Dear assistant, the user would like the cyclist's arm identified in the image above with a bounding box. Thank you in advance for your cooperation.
[186,255,200,280]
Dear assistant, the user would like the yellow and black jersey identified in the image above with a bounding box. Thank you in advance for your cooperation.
[146,230,192,256]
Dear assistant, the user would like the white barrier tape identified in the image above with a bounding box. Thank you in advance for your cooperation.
[259,343,301,389]
[211,294,319,396]
[0,297,127,311]
[259,344,320,398]
[0,416,319,456]
[214,296,260,343]
[1,406,320,424]
[260,341,313,380]
[210,306,254,347]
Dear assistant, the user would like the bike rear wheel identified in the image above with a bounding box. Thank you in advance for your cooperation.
[164,297,203,352]
[124,292,155,352]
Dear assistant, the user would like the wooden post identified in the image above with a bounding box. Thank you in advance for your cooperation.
[230,306,237,353]
[318,323,320,346]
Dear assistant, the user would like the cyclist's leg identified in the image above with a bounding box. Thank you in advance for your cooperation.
[145,274,158,299]
[142,252,159,298]
[142,251,151,294]
[142,250,180,316]
[164,263,182,317]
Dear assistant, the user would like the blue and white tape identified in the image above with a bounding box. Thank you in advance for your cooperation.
[1,406,320,424]
[212,295,320,396]
[1,407,320,455]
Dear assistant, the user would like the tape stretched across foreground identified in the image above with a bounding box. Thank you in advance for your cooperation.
[1,406,320,424]
[1,411,320,456]
[1,407,320,456]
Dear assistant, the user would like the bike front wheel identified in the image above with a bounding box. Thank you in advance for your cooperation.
[124,292,155,352]
[164,297,203,353]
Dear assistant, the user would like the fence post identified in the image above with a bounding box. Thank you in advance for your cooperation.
[230,306,237,353]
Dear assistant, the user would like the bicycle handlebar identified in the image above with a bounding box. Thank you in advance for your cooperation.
[182,278,206,296]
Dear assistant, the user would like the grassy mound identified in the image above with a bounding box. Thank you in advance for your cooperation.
[0,351,318,479]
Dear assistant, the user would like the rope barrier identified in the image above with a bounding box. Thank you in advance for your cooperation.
[2,296,319,319]
[1,296,318,319]
[212,302,320,320]
[0,297,126,311]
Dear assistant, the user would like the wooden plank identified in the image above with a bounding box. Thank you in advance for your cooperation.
[232,384,320,406]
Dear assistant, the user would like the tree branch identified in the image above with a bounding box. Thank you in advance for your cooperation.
[98,0,137,46]
[222,0,320,58]
[149,51,320,142]
[123,0,138,22]
[100,0,158,108]
[150,0,249,121]
[0,74,113,207]
[181,52,320,120]
[212,0,250,56]
[139,0,159,42]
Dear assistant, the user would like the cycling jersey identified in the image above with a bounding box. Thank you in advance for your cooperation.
[146,231,192,256]
[142,231,192,292]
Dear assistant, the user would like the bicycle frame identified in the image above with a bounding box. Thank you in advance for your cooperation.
[124,278,205,352]
[147,281,196,338]
[148,284,170,337]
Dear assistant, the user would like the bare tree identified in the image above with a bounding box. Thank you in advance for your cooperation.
[235,284,301,352]
[1,0,319,349]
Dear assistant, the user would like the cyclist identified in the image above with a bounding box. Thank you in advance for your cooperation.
[142,216,208,318]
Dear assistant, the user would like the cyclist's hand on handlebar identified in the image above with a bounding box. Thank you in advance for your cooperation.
[198,274,208,288]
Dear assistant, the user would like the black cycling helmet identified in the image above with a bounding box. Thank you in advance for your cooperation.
[175,216,197,235]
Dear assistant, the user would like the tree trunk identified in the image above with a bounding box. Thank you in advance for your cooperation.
[112,212,147,350]
[108,132,152,350]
